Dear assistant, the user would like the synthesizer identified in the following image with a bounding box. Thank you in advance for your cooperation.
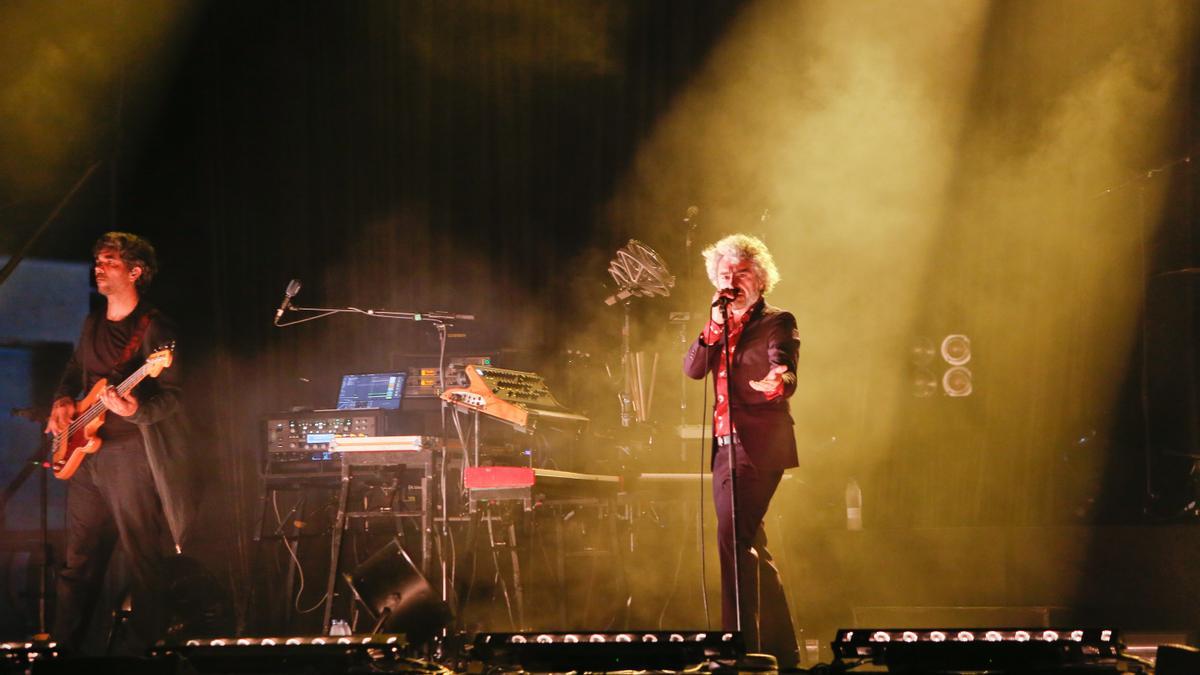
[263,409,383,471]
[440,365,588,432]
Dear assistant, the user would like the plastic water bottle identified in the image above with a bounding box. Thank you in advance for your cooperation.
[329,619,351,636]
[845,479,863,530]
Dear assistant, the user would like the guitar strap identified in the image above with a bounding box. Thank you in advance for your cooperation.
[114,308,157,377]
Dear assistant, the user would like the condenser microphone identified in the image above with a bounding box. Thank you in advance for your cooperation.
[274,279,302,323]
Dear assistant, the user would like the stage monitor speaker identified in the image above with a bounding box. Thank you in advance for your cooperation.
[342,538,450,642]
[1156,644,1200,675]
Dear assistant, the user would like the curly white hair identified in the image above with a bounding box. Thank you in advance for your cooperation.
[701,233,780,294]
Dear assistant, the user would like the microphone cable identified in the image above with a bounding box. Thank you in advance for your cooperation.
[696,349,713,628]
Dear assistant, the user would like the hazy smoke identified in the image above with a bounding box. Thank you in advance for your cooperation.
[577,0,1198,637]
[0,0,193,198]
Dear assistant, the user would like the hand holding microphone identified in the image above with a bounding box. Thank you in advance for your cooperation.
[710,287,742,323]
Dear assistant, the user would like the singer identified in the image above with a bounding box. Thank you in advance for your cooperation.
[44,233,198,654]
[683,233,800,667]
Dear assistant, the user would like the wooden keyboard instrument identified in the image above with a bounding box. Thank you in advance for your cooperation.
[440,365,588,432]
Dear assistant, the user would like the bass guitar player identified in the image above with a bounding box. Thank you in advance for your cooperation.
[43,232,197,655]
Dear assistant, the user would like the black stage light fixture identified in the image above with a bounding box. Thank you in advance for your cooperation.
[342,538,451,642]
[473,631,744,672]
[2,640,61,671]
[833,627,1128,673]
[149,635,407,674]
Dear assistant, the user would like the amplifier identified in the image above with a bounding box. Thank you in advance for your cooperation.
[402,356,492,398]
[263,409,384,468]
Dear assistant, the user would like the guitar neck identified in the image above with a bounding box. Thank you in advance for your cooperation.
[114,363,151,397]
[81,363,151,421]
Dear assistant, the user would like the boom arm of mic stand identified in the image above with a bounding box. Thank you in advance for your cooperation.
[274,304,474,328]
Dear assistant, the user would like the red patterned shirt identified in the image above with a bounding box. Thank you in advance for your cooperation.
[703,310,783,439]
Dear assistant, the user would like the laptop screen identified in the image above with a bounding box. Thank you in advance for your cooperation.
[336,372,407,411]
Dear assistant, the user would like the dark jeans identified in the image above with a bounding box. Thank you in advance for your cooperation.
[713,443,799,666]
[55,435,167,654]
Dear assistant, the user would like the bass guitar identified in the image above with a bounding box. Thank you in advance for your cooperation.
[50,344,174,480]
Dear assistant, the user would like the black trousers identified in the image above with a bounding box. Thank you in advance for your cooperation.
[713,442,799,666]
[55,435,167,654]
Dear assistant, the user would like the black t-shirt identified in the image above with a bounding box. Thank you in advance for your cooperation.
[75,303,156,441]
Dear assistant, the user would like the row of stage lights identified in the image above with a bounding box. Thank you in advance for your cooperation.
[833,627,1122,663]
[161,631,734,649]
[3,628,1147,672]
[179,636,402,647]
[496,632,737,644]
[845,629,1113,644]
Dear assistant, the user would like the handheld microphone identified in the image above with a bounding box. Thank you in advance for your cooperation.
[274,279,302,323]
[712,287,742,307]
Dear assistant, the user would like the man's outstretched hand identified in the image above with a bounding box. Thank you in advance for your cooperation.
[749,364,788,394]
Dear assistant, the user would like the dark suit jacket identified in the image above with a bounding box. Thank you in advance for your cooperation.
[683,299,800,471]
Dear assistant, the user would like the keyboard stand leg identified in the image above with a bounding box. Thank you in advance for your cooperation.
[421,466,433,577]
[554,513,569,627]
[485,505,524,630]
[255,483,308,631]
[281,494,305,628]
[508,520,525,628]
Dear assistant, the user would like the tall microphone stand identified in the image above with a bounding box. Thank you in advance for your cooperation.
[38,440,49,636]
[717,298,742,634]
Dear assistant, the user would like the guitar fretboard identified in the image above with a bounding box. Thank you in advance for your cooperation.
[64,363,153,437]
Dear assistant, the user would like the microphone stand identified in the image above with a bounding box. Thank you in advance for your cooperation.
[717,299,742,635]
[38,440,49,637]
